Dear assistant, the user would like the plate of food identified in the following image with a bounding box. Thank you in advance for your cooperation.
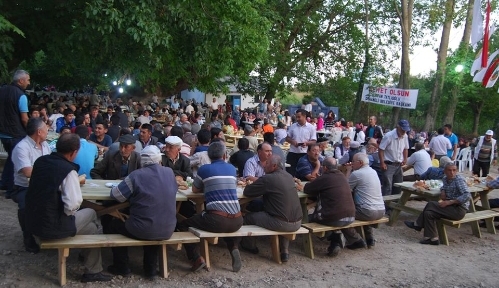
[105,182,119,188]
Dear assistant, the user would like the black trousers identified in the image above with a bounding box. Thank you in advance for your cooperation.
[104,218,160,275]
[472,160,490,177]
[178,212,243,261]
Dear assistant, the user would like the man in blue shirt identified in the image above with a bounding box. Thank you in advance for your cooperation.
[55,109,76,133]
[0,70,30,197]
[444,124,459,161]
[295,144,322,181]
[74,125,98,178]
[177,141,243,273]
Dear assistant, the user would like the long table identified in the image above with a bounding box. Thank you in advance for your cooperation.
[390,181,496,235]
[178,186,311,223]
[81,180,188,219]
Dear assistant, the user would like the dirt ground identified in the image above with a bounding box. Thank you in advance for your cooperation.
[1,169,499,288]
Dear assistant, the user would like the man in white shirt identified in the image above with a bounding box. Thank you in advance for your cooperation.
[378,119,410,196]
[403,143,432,181]
[428,128,452,159]
[25,133,112,283]
[285,109,317,176]
[210,97,219,118]
[185,101,194,114]
[12,117,51,253]
[243,143,273,182]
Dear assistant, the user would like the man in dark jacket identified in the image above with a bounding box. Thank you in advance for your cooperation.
[303,157,363,257]
[103,145,177,280]
[90,135,141,180]
[0,70,30,197]
[241,155,302,263]
[25,133,111,283]
[162,136,193,179]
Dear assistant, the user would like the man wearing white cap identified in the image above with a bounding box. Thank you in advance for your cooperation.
[162,135,192,180]
[378,119,410,196]
[104,145,178,280]
[473,130,497,177]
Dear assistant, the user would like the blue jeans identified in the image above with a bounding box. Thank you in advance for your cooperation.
[1,137,24,197]
[12,186,28,209]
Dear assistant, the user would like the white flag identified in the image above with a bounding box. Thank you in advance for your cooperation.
[474,49,499,82]
[471,0,483,48]
[471,24,496,77]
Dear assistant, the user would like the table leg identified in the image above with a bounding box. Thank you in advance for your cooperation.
[388,190,413,226]
[479,191,496,234]
[300,197,309,223]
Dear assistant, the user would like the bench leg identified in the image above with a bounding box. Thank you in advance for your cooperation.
[199,239,211,270]
[470,221,482,238]
[484,217,496,234]
[303,233,315,259]
[159,245,168,278]
[436,221,449,246]
[270,236,281,264]
[355,226,366,240]
[58,248,69,286]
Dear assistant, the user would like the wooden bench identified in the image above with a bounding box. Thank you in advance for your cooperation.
[189,225,309,268]
[301,217,389,259]
[40,232,200,286]
[436,210,499,245]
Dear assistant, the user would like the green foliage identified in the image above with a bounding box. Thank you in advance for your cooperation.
[0,14,24,82]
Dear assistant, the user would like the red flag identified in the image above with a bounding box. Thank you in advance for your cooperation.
[482,0,491,68]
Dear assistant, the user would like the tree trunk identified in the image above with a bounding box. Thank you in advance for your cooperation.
[444,0,473,126]
[472,101,483,136]
[444,86,458,124]
[392,0,413,127]
[423,0,456,132]
[353,0,370,122]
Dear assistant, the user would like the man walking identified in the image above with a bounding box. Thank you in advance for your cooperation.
[285,109,317,176]
[473,130,497,177]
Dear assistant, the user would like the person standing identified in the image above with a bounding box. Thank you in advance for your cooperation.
[378,120,410,196]
[0,70,30,197]
[443,124,459,161]
[177,141,243,272]
[285,109,317,176]
[365,116,383,144]
[473,130,497,177]
[429,128,452,160]
[11,118,51,252]
[25,133,112,282]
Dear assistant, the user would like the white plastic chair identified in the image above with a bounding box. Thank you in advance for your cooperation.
[455,147,472,172]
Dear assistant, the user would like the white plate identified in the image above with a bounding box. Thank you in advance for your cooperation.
[105,182,119,188]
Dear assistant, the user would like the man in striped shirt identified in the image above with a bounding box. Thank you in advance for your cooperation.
[177,141,243,272]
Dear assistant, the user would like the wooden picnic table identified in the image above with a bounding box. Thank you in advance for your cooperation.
[389,181,496,235]
[80,179,188,218]
[224,134,264,145]
[178,185,311,223]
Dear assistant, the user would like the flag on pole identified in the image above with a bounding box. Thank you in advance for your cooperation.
[473,49,499,82]
[482,0,491,68]
[471,0,483,48]
[471,24,495,77]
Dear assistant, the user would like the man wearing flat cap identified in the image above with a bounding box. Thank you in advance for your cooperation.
[378,119,410,196]
[162,135,193,180]
[473,129,497,177]
[90,134,141,180]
